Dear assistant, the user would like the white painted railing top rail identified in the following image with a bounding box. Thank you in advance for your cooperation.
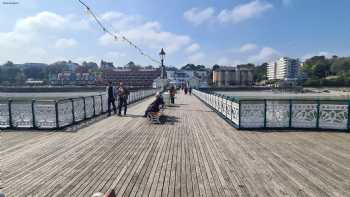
[193,89,350,131]
[0,89,159,130]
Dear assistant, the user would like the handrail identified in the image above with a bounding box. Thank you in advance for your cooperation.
[193,89,350,131]
[0,89,159,130]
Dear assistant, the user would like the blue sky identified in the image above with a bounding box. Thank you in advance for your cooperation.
[1,0,350,67]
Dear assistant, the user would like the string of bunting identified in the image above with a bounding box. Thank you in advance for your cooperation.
[78,0,161,65]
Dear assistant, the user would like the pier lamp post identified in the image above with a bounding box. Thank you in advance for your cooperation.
[159,48,166,79]
[159,48,168,92]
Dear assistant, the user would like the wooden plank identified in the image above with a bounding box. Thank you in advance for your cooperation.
[1,93,350,197]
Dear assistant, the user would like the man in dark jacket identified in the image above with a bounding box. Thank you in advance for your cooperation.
[117,82,129,116]
[106,81,116,116]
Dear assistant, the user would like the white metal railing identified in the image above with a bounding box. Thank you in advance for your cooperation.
[193,89,350,131]
[0,89,159,130]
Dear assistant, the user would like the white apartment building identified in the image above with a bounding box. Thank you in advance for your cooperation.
[268,57,300,81]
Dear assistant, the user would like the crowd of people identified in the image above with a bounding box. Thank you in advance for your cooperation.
[106,82,193,120]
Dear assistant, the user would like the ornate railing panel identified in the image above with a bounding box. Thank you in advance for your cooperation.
[102,95,108,113]
[35,101,56,129]
[58,101,73,127]
[0,102,10,128]
[240,102,265,128]
[193,89,350,131]
[1,89,158,130]
[85,97,94,118]
[94,96,102,115]
[292,103,318,128]
[231,102,240,125]
[319,104,348,130]
[266,101,290,128]
[12,103,33,128]
[73,98,85,122]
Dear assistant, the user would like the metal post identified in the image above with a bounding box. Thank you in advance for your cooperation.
[55,101,59,129]
[316,100,320,129]
[83,97,86,120]
[264,99,267,128]
[8,99,13,128]
[238,100,241,129]
[100,95,103,114]
[230,98,233,121]
[289,99,292,128]
[31,99,36,129]
[347,101,350,131]
[225,96,228,118]
[71,99,75,123]
[92,96,96,117]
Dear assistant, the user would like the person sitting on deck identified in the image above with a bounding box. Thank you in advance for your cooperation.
[144,92,165,118]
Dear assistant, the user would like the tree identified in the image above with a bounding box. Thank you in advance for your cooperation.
[23,65,47,80]
[253,63,267,82]
[3,61,14,67]
[331,57,350,75]
[212,64,220,70]
[312,64,330,78]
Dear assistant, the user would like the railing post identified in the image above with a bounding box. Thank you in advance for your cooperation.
[230,98,233,121]
[71,99,75,123]
[92,96,96,117]
[289,99,292,128]
[55,101,59,129]
[238,100,241,129]
[347,100,350,131]
[83,97,86,120]
[264,99,267,128]
[32,99,36,129]
[316,100,320,129]
[100,95,103,114]
[225,96,228,118]
[8,99,13,128]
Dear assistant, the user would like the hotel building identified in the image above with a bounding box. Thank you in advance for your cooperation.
[267,57,300,81]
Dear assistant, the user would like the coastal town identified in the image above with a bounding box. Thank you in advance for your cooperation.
[1,0,350,197]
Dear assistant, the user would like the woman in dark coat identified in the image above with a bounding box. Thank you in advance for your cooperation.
[144,93,164,117]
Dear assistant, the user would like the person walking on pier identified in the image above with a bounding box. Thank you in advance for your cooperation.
[189,87,192,95]
[117,82,129,116]
[106,81,117,116]
[169,86,176,104]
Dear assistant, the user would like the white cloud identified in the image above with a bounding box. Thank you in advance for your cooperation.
[185,43,201,54]
[249,47,280,63]
[218,0,273,24]
[239,43,258,53]
[184,7,215,25]
[15,11,66,32]
[188,52,205,63]
[98,12,193,54]
[184,1,273,26]
[54,38,77,49]
[14,11,88,33]
[0,11,89,64]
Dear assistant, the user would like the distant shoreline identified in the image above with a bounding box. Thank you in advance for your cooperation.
[0,86,152,93]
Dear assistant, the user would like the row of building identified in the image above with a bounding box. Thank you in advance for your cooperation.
[212,64,254,87]
[48,57,303,88]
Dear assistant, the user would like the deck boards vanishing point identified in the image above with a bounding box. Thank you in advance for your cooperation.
[1,93,350,197]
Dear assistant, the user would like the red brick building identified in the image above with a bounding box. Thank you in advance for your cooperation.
[101,68,161,88]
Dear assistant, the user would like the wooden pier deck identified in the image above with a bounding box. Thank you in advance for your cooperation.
[1,93,350,197]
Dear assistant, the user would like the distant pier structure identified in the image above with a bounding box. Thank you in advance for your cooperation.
[212,64,254,87]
